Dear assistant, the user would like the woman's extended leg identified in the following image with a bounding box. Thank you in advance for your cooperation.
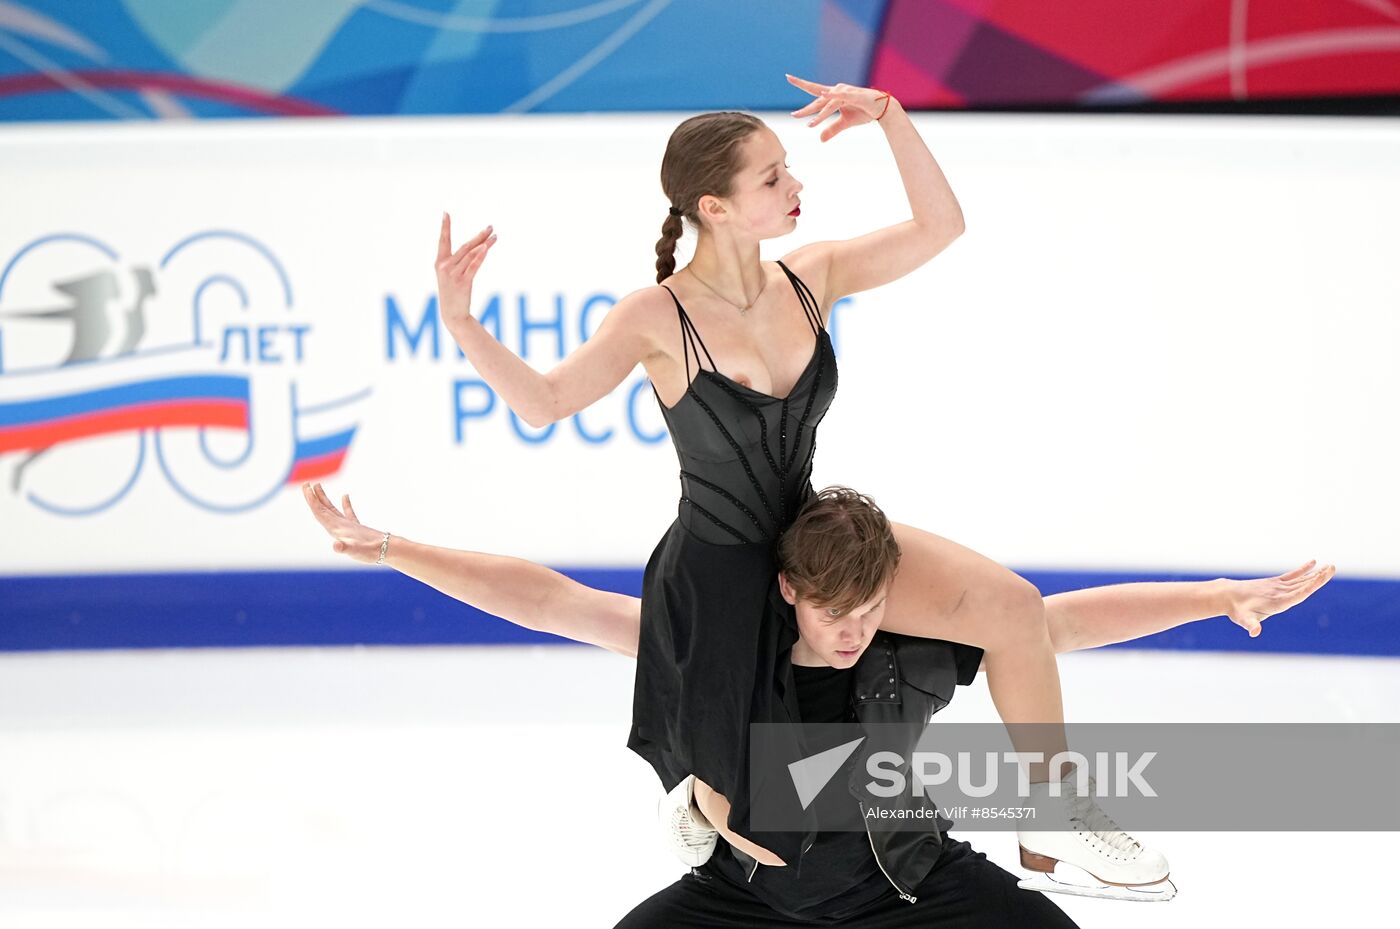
[693,777,784,866]
[881,522,1068,775]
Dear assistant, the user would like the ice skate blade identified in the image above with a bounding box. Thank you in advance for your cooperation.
[1018,871,1177,903]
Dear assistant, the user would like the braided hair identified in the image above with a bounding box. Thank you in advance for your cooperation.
[655,112,765,284]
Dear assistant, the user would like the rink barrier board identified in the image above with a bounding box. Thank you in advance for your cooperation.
[0,569,1393,657]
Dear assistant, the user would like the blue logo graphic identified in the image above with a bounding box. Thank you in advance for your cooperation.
[0,230,370,515]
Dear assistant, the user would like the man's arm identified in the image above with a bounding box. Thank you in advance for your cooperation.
[966,563,1337,673]
[1044,561,1336,654]
[305,484,791,864]
[303,483,641,657]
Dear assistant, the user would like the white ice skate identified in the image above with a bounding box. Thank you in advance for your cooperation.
[1017,774,1176,902]
[658,774,718,867]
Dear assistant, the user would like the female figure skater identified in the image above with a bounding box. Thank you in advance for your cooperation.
[436,74,1163,889]
[301,479,1334,920]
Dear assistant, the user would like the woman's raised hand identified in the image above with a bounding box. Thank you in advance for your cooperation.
[1223,560,1337,637]
[786,74,890,143]
[302,481,386,564]
[435,213,498,329]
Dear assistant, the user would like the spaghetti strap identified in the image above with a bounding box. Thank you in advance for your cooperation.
[661,284,717,383]
[663,263,819,391]
[776,260,823,336]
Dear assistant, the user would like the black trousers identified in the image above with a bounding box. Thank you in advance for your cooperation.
[613,838,1080,929]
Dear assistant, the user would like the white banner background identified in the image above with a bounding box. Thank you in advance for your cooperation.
[0,113,1396,576]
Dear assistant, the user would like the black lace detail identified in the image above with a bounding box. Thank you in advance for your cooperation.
[778,401,789,474]
[704,376,789,525]
[792,347,835,492]
[794,407,831,502]
[784,338,826,472]
[681,470,766,537]
[679,496,751,544]
[658,261,835,543]
[686,386,780,529]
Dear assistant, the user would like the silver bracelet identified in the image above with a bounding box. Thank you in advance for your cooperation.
[376,531,391,565]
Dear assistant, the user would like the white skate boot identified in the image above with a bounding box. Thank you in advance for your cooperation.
[1017,774,1176,902]
[658,774,718,867]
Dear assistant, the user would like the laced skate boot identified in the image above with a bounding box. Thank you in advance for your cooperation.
[658,774,718,867]
[1017,773,1176,902]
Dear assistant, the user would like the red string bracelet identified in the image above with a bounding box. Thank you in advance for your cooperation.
[873,89,893,120]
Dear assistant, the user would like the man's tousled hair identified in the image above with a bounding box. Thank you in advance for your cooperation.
[778,486,901,614]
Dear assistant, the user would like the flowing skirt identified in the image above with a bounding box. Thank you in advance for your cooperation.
[627,518,812,862]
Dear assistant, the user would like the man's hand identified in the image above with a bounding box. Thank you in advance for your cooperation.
[1224,560,1336,637]
[302,481,386,564]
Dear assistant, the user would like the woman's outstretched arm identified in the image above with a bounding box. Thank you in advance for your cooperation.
[783,75,965,304]
[434,215,661,427]
[302,482,641,657]
[1045,562,1336,654]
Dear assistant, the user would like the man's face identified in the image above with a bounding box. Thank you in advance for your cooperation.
[780,574,888,668]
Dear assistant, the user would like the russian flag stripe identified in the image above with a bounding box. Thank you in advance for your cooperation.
[293,428,356,462]
[286,448,349,484]
[0,375,249,427]
[0,399,247,452]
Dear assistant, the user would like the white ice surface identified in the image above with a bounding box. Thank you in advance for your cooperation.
[0,645,1393,928]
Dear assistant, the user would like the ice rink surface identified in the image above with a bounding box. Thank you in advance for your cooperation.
[0,643,1393,928]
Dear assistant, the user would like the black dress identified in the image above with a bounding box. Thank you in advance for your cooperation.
[627,259,838,860]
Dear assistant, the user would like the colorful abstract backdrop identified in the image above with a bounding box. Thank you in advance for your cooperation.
[0,0,1397,120]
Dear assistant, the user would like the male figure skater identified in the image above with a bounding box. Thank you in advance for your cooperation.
[302,482,1332,924]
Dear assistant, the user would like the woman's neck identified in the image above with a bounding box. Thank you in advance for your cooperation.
[687,234,766,303]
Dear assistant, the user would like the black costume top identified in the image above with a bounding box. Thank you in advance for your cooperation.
[617,635,1002,927]
[626,260,838,863]
[708,662,891,920]
[653,260,835,544]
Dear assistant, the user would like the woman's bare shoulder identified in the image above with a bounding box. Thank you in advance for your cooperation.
[777,242,831,280]
[604,283,682,357]
[612,282,678,323]
[775,245,834,314]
